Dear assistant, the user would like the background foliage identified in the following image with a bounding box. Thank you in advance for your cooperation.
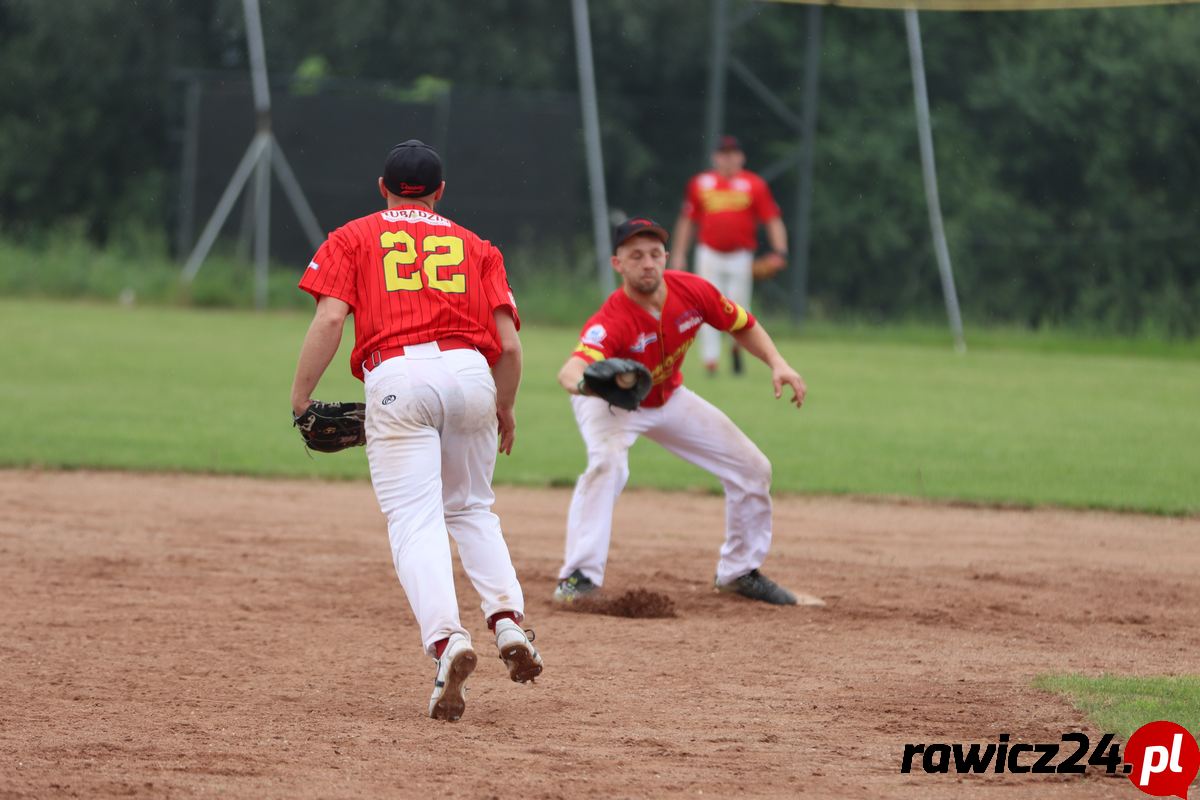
[1,0,1198,334]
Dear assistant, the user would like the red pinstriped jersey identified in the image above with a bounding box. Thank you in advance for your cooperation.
[299,204,519,381]
[570,271,755,408]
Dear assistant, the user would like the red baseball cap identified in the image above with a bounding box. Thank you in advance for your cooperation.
[715,134,742,152]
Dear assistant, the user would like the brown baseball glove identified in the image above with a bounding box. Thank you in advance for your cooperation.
[751,252,787,281]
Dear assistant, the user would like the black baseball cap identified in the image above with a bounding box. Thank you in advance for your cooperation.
[715,134,742,152]
[382,139,443,197]
[613,217,669,253]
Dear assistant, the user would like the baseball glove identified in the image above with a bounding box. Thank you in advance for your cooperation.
[581,358,653,411]
[293,400,367,453]
[751,252,787,281]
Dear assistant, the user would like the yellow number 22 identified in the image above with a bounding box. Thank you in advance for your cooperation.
[380,231,466,294]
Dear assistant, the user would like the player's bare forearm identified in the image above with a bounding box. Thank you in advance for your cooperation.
[290,296,350,416]
[765,217,788,256]
[732,323,784,368]
[492,309,522,411]
[732,323,807,408]
[493,351,519,455]
[492,347,521,409]
[670,215,693,270]
[557,356,589,395]
[492,309,522,455]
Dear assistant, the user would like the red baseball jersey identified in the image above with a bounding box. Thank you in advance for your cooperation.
[570,271,756,408]
[681,169,781,253]
[298,203,519,381]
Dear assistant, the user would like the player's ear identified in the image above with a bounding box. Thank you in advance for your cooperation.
[378,177,389,200]
[433,181,446,201]
[610,254,621,271]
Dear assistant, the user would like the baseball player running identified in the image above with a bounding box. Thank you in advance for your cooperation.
[554,217,823,607]
[290,140,542,722]
[670,135,788,376]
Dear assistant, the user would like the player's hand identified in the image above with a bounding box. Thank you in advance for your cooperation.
[497,406,516,455]
[771,364,807,408]
[291,395,312,418]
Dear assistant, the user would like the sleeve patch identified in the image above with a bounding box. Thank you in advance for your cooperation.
[582,324,607,345]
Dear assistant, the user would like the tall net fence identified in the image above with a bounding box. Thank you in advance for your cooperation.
[175,76,591,274]
[172,76,811,315]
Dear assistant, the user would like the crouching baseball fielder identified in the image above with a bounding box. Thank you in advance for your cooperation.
[553,217,824,607]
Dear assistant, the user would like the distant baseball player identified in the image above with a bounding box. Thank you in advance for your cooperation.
[670,135,788,376]
[554,217,822,607]
[289,140,542,722]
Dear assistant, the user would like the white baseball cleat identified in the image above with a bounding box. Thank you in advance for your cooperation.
[494,619,543,683]
[428,633,477,721]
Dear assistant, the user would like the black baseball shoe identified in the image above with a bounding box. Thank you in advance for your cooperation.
[715,569,824,606]
[554,569,598,603]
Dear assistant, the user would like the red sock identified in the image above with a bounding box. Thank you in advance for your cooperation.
[487,611,520,632]
[433,637,449,659]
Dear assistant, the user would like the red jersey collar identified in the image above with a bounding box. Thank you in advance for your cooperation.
[616,274,671,323]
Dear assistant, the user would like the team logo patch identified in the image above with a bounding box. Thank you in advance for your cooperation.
[629,331,658,353]
[732,177,751,192]
[382,395,396,406]
[676,310,703,334]
[700,189,752,213]
[583,324,607,345]
[308,260,319,271]
[698,173,717,190]
[721,297,736,315]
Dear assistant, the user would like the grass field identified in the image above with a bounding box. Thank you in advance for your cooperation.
[4,298,1198,514]
[1035,675,1200,740]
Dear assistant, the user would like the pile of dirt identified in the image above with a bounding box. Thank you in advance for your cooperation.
[564,588,677,618]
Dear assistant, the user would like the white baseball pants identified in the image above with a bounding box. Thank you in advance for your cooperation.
[559,386,773,587]
[695,244,754,366]
[364,343,525,657]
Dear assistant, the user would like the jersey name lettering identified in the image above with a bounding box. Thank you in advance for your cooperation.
[651,339,694,384]
[380,208,452,226]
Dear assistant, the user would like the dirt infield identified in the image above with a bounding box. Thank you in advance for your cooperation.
[2,470,1197,799]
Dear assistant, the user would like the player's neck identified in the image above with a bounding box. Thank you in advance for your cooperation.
[386,197,436,211]
[621,283,666,314]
